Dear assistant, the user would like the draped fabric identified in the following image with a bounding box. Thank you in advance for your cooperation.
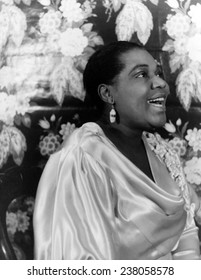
[33,122,200,259]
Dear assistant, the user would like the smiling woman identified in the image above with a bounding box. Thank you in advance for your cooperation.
[105,47,169,131]
[33,41,200,260]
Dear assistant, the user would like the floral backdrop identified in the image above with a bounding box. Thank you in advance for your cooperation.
[0,0,201,259]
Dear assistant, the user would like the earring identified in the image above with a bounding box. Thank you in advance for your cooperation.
[109,104,116,123]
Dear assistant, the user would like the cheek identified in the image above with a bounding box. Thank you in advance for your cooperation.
[115,83,149,111]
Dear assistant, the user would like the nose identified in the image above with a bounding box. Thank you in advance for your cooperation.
[151,75,167,90]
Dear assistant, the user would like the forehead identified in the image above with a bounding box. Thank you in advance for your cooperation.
[119,48,156,72]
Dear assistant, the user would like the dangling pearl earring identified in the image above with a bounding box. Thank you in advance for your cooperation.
[109,104,116,123]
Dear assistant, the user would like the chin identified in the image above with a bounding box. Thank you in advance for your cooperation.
[148,117,167,130]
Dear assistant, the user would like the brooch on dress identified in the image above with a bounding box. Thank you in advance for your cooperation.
[144,132,195,228]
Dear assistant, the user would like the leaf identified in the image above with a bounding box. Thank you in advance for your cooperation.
[50,63,68,105]
[192,64,201,102]
[133,2,154,44]
[21,114,31,128]
[162,39,174,52]
[149,0,159,5]
[164,0,179,9]
[181,121,189,138]
[0,66,15,91]
[67,64,85,101]
[22,0,31,5]
[176,68,196,111]
[9,6,27,47]
[81,23,93,34]
[8,126,27,166]
[112,0,123,12]
[14,115,22,126]
[0,127,10,168]
[184,0,191,12]
[169,53,183,73]
[88,33,104,47]
[115,1,154,44]
[115,1,136,41]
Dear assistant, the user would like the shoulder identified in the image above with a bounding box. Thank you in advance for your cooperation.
[59,122,108,160]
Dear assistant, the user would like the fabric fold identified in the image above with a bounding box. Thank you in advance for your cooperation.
[33,122,200,259]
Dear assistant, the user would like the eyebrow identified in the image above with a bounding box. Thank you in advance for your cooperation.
[128,63,158,75]
[128,64,149,75]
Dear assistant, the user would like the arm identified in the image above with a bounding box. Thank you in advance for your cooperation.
[34,146,117,259]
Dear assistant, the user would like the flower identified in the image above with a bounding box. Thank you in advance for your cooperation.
[163,119,201,202]
[6,212,18,236]
[163,1,201,110]
[168,137,187,156]
[39,133,61,156]
[38,115,77,157]
[0,92,17,126]
[6,196,35,246]
[1,0,158,169]
[16,210,30,233]
[164,120,176,133]
[186,34,201,63]
[184,157,201,185]
[58,28,88,57]
[16,96,31,116]
[82,0,97,17]
[176,118,182,126]
[24,197,35,214]
[188,3,201,31]
[173,36,188,55]
[50,114,56,122]
[39,10,62,34]
[59,0,85,25]
[185,128,201,152]
[38,118,50,129]
[59,122,76,141]
[165,13,191,38]
[1,0,14,5]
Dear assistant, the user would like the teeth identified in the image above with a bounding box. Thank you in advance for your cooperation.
[148,97,164,103]
[147,97,165,107]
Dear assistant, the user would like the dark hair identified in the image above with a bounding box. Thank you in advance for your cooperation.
[83,41,144,114]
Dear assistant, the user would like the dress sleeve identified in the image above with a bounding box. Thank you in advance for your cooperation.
[34,145,117,260]
[172,185,201,260]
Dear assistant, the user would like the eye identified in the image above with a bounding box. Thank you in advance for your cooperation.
[135,71,148,78]
[155,68,163,78]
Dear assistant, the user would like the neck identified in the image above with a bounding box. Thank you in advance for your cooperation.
[97,118,144,148]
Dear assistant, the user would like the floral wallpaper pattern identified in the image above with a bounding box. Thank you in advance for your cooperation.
[0,0,160,168]
[0,0,201,259]
[163,0,201,111]
[164,119,201,205]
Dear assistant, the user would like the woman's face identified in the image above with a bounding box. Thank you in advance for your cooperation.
[110,48,170,130]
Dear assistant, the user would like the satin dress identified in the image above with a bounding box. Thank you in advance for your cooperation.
[33,122,200,259]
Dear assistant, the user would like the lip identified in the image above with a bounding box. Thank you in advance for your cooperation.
[147,92,168,110]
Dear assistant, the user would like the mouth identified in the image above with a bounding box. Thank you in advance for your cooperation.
[147,97,166,109]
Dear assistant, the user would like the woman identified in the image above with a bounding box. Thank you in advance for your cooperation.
[33,41,200,259]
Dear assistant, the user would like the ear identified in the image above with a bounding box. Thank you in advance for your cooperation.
[98,84,114,104]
